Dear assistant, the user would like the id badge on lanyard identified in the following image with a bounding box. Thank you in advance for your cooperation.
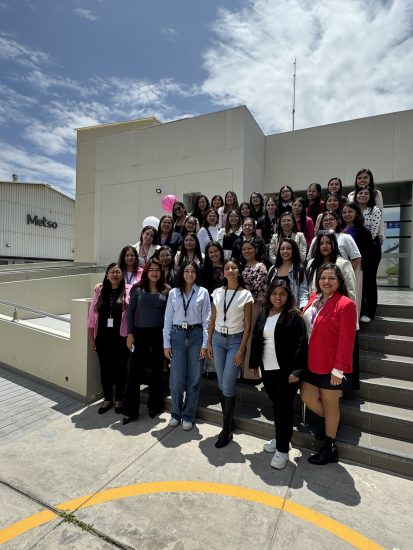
[107,317,114,328]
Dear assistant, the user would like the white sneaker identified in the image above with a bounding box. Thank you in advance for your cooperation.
[264,439,292,453]
[182,420,193,431]
[264,438,277,453]
[271,450,289,470]
[360,315,372,323]
[169,417,180,427]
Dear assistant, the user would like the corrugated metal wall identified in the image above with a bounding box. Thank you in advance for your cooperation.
[0,183,75,260]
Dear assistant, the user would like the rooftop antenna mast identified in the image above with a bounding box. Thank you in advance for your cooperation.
[292,57,296,131]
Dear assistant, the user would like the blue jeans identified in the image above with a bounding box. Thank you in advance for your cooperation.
[170,326,203,423]
[212,330,243,397]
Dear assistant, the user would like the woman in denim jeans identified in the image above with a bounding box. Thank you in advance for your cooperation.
[163,261,211,431]
[207,258,253,448]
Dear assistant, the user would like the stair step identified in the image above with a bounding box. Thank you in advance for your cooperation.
[362,316,413,337]
[360,351,413,381]
[339,398,413,442]
[359,332,413,356]
[195,395,413,478]
[376,303,413,318]
[358,374,413,408]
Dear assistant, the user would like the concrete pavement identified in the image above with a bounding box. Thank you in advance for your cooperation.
[1,370,412,550]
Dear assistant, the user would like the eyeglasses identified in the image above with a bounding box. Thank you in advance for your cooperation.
[108,270,122,276]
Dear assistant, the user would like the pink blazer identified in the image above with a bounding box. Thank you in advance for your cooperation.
[304,291,357,374]
[87,287,130,338]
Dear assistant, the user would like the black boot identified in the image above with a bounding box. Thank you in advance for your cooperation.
[308,437,338,465]
[215,395,235,448]
[315,421,341,441]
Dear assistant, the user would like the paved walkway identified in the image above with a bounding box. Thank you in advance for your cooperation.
[0,366,412,549]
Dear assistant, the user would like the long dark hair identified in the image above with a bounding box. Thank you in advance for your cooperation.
[340,201,365,230]
[355,187,376,209]
[238,201,253,221]
[223,191,239,214]
[176,260,201,293]
[154,245,175,270]
[202,207,219,228]
[323,192,343,215]
[180,215,198,239]
[264,196,278,219]
[274,238,304,284]
[157,215,174,240]
[172,201,187,224]
[222,258,245,289]
[118,246,139,272]
[276,211,298,236]
[95,262,125,312]
[315,263,348,297]
[306,232,339,283]
[277,186,295,213]
[192,194,210,223]
[240,239,258,267]
[306,183,323,220]
[265,279,297,316]
[178,232,203,266]
[249,192,264,219]
[327,177,347,206]
[140,225,159,245]
[211,195,224,210]
[354,168,376,193]
[224,209,241,234]
[292,196,307,233]
[320,210,342,233]
[138,258,167,293]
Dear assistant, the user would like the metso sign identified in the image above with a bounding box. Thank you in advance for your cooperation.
[27,214,58,229]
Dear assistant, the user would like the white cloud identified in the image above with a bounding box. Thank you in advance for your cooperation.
[202,0,413,132]
[74,7,98,21]
[161,27,178,42]
[0,32,51,67]
[0,141,76,196]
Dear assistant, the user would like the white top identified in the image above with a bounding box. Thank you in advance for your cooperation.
[197,226,220,254]
[262,313,281,371]
[212,287,254,335]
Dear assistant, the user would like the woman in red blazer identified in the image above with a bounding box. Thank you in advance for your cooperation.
[301,263,357,465]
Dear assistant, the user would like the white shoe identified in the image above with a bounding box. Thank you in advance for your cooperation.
[360,315,372,323]
[264,438,277,453]
[182,420,193,431]
[264,439,292,453]
[169,417,180,427]
[271,450,289,470]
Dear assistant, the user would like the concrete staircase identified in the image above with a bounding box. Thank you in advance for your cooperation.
[191,302,413,478]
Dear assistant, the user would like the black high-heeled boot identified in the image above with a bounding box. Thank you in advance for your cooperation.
[215,395,235,448]
[308,437,338,465]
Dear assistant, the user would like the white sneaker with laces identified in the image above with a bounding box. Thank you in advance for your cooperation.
[360,315,372,323]
[169,417,180,427]
[271,450,289,470]
[182,420,193,431]
[264,439,292,453]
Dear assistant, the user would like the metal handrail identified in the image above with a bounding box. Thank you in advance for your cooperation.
[0,299,70,323]
[0,264,106,276]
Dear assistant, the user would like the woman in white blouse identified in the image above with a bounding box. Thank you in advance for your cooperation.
[197,208,220,254]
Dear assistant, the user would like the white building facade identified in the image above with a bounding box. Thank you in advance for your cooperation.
[0,181,75,264]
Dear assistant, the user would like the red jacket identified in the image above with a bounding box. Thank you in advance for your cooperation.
[304,291,357,374]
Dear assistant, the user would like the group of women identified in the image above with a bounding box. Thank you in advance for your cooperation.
[87,168,382,469]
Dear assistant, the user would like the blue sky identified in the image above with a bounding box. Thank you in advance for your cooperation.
[1,0,412,197]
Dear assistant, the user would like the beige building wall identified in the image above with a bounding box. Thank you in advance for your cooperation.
[264,110,413,192]
[76,107,264,265]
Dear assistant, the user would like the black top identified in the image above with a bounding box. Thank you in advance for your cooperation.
[249,308,308,377]
[256,216,278,244]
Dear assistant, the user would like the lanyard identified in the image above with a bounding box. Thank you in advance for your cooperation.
[206,227,214,243]
[311,296,329,325]
[181,288,195,320]
[223,286,239,323]
[125,271,134,285]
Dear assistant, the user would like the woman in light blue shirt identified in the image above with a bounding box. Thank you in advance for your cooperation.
[163,261,211,430]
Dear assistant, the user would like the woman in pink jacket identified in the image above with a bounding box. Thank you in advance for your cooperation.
[301,263,357,465]
[88,262,130,415]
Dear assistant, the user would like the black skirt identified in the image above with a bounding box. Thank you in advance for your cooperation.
[303,370,351,391]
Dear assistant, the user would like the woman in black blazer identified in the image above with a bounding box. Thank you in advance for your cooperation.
[250,280,308,470]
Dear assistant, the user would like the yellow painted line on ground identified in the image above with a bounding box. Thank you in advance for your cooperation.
[0,481,383,549]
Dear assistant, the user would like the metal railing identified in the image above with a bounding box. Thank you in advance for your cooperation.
[0,263,106,280]
[0,299,70,323]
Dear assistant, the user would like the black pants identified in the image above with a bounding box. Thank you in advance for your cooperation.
[262,370,299,453]
[122,327,165,417]
[361,240,381,319]
[96,333,129,401]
